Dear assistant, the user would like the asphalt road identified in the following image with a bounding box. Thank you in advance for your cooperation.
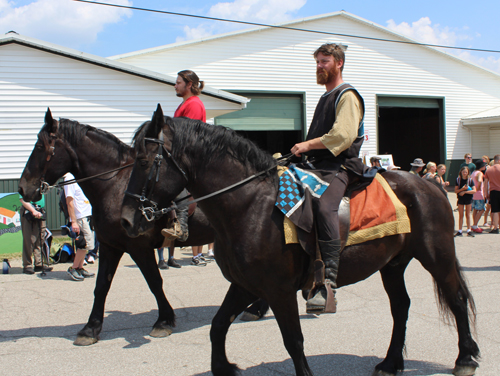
[0,192,499,376]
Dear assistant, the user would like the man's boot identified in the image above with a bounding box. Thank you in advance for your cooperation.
[306,239,341,314]
[161,206,189,242]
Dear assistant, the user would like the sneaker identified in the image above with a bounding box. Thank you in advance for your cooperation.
[158,260,169,270]
[67,267,84,281]
[207,250,215,259]
[77,268,95,278]
[467,231,475,237]
[198,254,214,263]
[489,228,500,234]
[34,265,53,272]
[87,255,95,264]
[472,227,483,233]
[167,258,181,268]
[83,258,88,266]
[191,256,207,266]
[454,231,463,237]
[23,267,35,275]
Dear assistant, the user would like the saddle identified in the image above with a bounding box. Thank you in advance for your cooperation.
[277,169,410,258]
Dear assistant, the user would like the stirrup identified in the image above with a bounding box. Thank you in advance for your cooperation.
[306,282,337,314]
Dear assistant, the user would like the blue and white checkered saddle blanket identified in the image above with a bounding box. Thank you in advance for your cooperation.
[275,165,330,219]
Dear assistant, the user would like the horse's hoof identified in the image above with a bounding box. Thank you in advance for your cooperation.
[453,365,477,376]
[372,370,396,376]
[149,325,173,338]
[73,335,98,346]
[239,311,261,321]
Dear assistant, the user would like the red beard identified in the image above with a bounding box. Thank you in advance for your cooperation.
[316,65,338,85]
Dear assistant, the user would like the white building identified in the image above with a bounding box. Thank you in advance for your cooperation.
[111,11,500,175]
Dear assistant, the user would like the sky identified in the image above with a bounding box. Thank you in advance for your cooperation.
[1,0,500,73]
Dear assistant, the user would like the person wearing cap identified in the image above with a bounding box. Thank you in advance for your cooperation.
[409,158,425,176]
[370,156,381,167]
[471,160,487,233]
[459,153,476,174]
[386,164,401,171]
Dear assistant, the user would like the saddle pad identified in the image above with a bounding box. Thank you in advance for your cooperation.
[346,173,411,246]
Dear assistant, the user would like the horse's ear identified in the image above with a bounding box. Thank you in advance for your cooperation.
[150,104,166,137]
[43,107,58,133]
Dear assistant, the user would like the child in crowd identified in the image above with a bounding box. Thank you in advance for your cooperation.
[434,164,450,188]
[455,166,476,237]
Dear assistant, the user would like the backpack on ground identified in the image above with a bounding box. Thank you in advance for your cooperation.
[51,242,74,264]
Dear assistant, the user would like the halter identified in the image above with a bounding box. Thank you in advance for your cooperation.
[124,131,188,222]
[125,128,293,222]
[38,132,57,195]
[36,127,134,194]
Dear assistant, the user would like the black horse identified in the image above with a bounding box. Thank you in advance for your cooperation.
[121,106,479,376]
[18,109,216,345]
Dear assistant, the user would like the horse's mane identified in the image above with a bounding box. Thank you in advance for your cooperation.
[133,117,278,178]
[40,118,132,162]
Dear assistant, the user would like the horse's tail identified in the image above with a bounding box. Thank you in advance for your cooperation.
[433,259,477,336]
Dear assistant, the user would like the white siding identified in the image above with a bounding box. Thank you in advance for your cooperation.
[491,129,500,156]
[0,43,243,180]
[471,126,489,159]
[114,14,500,161]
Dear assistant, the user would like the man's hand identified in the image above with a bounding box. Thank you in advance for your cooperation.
[291,141,311,157]
[291,137,326,157]
[71,221,80,234]
[33,210,43,219]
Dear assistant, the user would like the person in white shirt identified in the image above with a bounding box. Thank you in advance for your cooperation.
[64,173,95,281]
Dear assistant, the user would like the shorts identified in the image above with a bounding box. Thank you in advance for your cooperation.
[490,190,500,213]
[457,194,473,206]
[76,216,95,251]
[471,199,485,211]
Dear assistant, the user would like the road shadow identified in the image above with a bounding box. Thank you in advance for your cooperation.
[461,265,500,272]
[193,354,452,376]
[0,304,297,348]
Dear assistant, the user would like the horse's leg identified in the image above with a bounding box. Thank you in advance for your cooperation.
[211,283,257,376]
[373,262,410,375]
[419,257,480,376]
[74,244,122,346]
[130,250,175,337]
[239,298,270,321]
[268,291,313,376]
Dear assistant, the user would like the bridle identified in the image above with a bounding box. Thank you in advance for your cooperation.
[38,132,57,195]
[36,128,134,195]
[124,131,188,222]
[125,128,293,222]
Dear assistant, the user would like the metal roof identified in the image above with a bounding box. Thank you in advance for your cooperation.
[462,106,500,127]
[0,32,249,105]
[109,11,500,79]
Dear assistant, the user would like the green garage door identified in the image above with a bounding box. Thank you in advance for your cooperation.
[215,93,304,131]
[214,92,305,156]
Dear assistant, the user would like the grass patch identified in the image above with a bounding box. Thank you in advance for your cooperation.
[0,234,73,260]
[0,231,22,257]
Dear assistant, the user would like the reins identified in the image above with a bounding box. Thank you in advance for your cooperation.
[127,129,293,221]
[39,163,134,194]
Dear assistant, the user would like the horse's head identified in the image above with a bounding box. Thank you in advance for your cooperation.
[18,108,74,202]
[121,104,188,237]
